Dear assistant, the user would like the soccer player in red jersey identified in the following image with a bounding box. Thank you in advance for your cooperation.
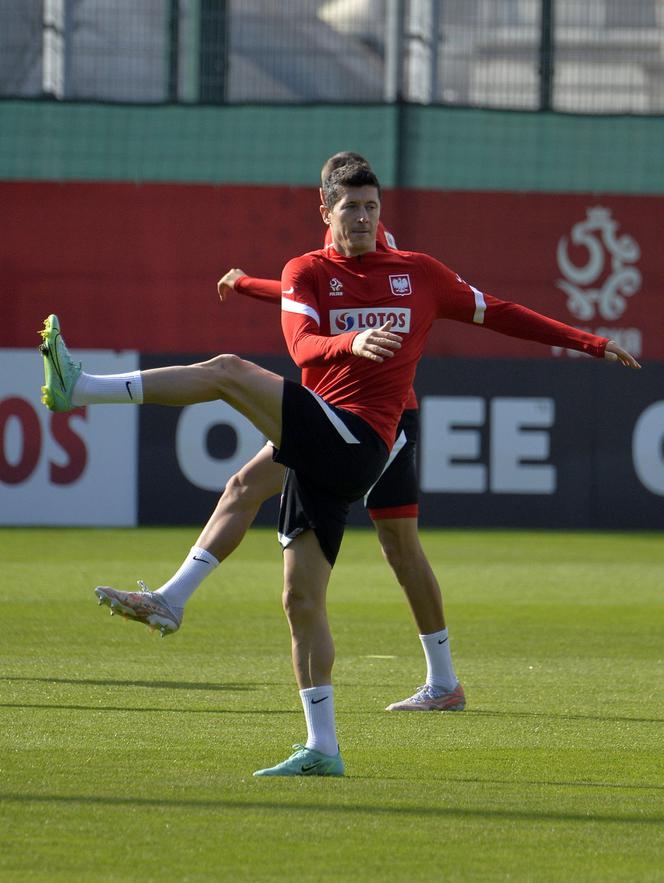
[39,162,639,777]
[81,151,464,715]
[212,249,461,715]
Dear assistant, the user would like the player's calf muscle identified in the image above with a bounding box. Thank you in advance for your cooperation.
[140,358,234,405]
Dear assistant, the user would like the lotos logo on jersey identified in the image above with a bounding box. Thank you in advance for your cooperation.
[333,311,355,331]
[330,308,411,334]
[389,274,412,296]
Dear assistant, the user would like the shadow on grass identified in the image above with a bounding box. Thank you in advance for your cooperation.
[4,698,664,728]
[464,708,664,725]
[1,792,662,825]
[0,702,298,715]
[4,680,662,725]
[0,677,255,692]
[439,775,664,792]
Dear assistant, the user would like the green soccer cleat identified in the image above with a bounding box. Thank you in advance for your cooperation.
[253,744,345,778]
[38,314,81,412]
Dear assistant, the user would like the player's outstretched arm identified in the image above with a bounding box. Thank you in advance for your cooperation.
[604,340,641,369]
[218,268,282,306]
[351,320,402,363]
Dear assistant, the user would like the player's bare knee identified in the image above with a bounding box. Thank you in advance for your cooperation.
[282,584,319,623]
[203,353,246,394]
[282,585,300,621]
[376,523,415,580]
[223,469,267,509]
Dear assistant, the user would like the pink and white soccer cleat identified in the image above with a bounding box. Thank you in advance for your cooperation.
[94,582,183,637]
[386,682,466,712]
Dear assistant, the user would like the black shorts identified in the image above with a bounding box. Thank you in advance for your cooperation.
[365,409,418,520]
[273,381,388,566]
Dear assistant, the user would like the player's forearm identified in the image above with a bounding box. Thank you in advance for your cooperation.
[287,332,356,367]
[282,319,356,367]
[483,300,608,357]
[235,275,281,304]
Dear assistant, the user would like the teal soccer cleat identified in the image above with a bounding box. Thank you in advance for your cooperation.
[253,744,345,778]
[39,314,81,412]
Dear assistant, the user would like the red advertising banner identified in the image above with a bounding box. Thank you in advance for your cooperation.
[2,182,662,360]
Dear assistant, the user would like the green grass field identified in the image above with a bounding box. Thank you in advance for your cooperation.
[1,527,663,882]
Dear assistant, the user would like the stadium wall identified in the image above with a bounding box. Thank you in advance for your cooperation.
[2,102,662,527]
[2,351,663,529]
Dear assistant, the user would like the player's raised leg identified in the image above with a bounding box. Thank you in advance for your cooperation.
[195,445,284,560]
[95,445,284,636]
[39,314,284,445]
[141,355,284,447]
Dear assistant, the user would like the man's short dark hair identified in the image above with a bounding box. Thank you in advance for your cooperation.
[320,151,370,185]
[322,162,381,209]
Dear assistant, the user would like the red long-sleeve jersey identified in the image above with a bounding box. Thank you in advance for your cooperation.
[235,274,281,305]
[234,223,419,412]
[281,245,608,449]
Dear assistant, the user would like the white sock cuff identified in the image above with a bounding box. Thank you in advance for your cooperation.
[300,685,333,700]
[420,628,449,646]
[190,546,220,567]
[127,372,143,403]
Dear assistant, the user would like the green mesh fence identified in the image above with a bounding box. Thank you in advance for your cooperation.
[1,1,663,113]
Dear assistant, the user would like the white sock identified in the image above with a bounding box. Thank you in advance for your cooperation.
[72,371,143,405]
[155,546,219,609]
[419,628,458,692]
[300,685,338,756]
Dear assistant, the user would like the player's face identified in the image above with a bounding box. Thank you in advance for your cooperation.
[322,185,380,256]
